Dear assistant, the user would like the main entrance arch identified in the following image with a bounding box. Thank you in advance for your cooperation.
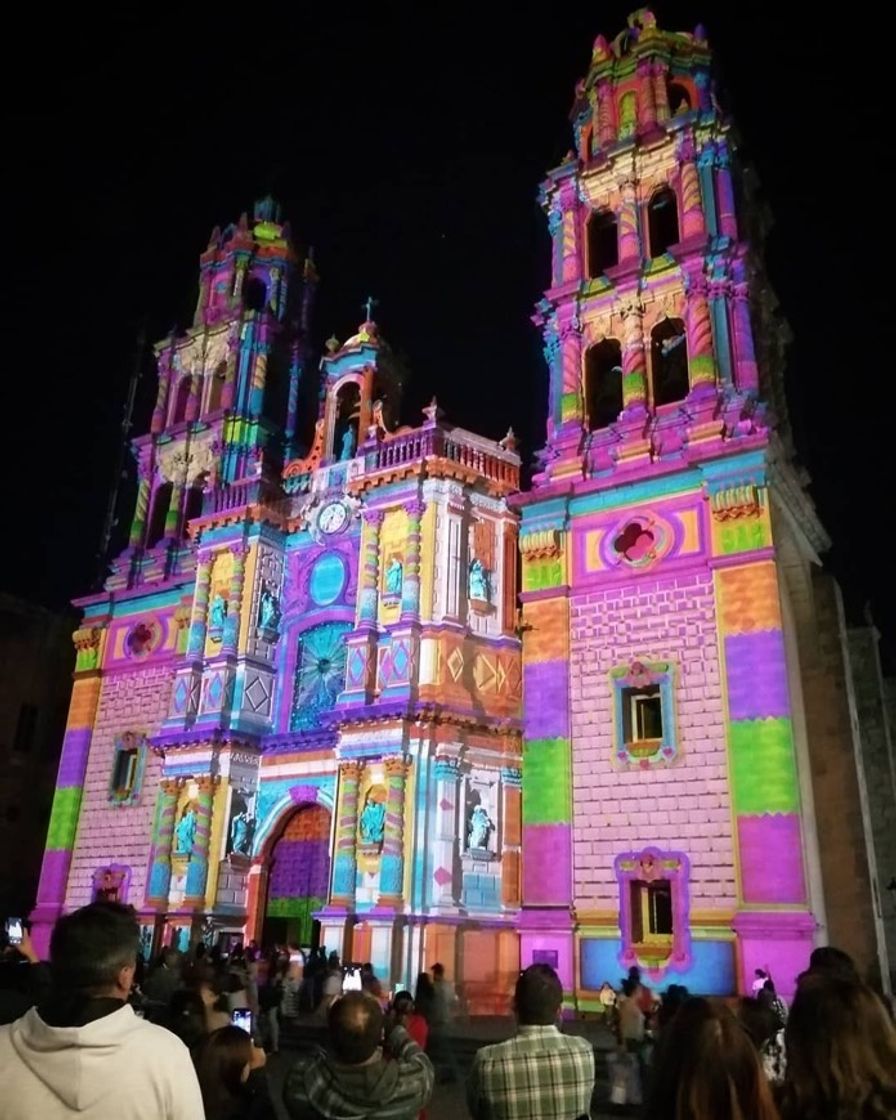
[263,803,331,949]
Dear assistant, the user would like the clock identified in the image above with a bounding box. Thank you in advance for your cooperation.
[318,501,348,535]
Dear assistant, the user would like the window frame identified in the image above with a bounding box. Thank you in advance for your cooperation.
[615,847,691,974]
[610,660,678,767]
[108,732,147,806]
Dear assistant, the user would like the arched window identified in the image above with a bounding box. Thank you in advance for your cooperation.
[183,483,204,526]
[171,378,191,425]
[667,81,692,115]
[651,318,689,406]
[647,187,680,257]
[617,91,637,139]
[146,481,172,548]
[584,339,624,431]
[587,210,619,277]
[332,382,361,462]
[244,275,267,312]
[290,622,351,732]
[206,361,225,413]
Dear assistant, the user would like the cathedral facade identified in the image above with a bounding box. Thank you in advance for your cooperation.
[33,11,893,1007]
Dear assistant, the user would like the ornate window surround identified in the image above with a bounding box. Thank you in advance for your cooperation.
[615,846,691,976]
[108,732,147,806]
[610,659,678,768]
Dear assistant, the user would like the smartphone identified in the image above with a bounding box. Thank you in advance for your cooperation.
[231,1007,253,1034]
[5,918,23,946]
[342,966,362,992]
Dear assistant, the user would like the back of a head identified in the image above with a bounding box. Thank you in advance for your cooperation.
[328,991,384,1064]
[646,998,779,1120]
[808,945,859,982]
[738,997,780,1051]
[515,964,562,1026]
[782,973,896,1119]
[392,990,414,1016]
[49,902,139,995]
[193,1026,252,1120]
[431,962,445,979]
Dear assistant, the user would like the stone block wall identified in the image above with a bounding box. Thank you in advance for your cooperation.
[569,570,736,913]
[65,664,174,909]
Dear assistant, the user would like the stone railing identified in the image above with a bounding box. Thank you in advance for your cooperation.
[361,425,520,489]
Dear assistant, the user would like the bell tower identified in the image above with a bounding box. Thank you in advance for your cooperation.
[518,10,830,1002]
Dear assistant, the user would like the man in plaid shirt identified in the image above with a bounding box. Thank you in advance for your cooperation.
[283,990,433,1119]
[467,965,594,1120]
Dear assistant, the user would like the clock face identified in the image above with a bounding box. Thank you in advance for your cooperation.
[318,501,348,535]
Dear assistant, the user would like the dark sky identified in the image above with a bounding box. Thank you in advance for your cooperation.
[5,4,894,665]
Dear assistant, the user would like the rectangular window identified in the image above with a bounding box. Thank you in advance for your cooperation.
[630,879,673,944]
[13,704,38,753]
[622,686,663,743]
[110,748,139,802]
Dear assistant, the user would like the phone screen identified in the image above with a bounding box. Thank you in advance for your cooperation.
[5,919,23,945]
[231,1008,253,1034]
[342,967,362,992]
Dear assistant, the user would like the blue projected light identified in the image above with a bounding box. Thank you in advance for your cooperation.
[309,552,347,607]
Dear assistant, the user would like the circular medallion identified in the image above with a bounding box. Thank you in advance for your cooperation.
[309,551,347,607]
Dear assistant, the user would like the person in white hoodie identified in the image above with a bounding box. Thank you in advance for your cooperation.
[0,900,204,1120]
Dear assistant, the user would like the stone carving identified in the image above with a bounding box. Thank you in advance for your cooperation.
[384,557,403,599]
[208,594,228,642]
[359,788,386,846]
[175,804,196,855]
[339,426,357,461]
[469,558,490,603]
[257,583,281,636]
[230,810,255,856]
[468,803,494,850]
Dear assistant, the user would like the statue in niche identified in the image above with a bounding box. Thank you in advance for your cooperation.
[339,426,357,461]
[175,804,197,855]
[468,803,494,850]
[209,594,228,641]
[258,584,280,634]
[230,810,255,856]
[359,789,386,846]
[468,558,490,603]
[385,557,403,598]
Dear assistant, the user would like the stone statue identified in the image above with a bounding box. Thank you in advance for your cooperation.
[175,805,197,855]
[385,557,403,598]
[209,594,228,635]
[230,810,253,855]
[258,586,280,632]
[339,425,357,461]
[359,791,386,846]
[469,558,489,602]
[468,803,493,849]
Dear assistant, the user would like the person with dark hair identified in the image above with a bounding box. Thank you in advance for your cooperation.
[644,997,779,1120]
[807,945,860,982]
[413,972,435,1026]
[283,990,433,1119]
[738,996,786,1085]
[467,964,594,1120]
[0,901,203,1118]
[193,1024,275,1120]
[428,962,460,1083]
[778,973,896,1120]
[387,990,428,1052]
[142,945,182,1021]
[758,977,788,1027]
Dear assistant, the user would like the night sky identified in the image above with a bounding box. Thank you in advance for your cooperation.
[6,5,893,664]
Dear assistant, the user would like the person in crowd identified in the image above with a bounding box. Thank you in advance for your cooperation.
[0,901,203,1119]
[318,954,343,1019]
[283,990,433,1119]
[193,1024,275,1120]
[413,972,435,1027]
[644,997,779,1120]
[759,977,789,1027]
[654,983,689,1039]
[617,978,645,1052]
[627,965,654,1018]
[806,945,860,982]
[738,996,786,1085]
[0,926,51,1025]
[142,945,182,1021]
[752,967,771,994]
[387,990,429,1052]
[361,961,384,1002]
[184,961,231,1034]
[778,973,896,1120]
[258,962,285,1054]
[167,987,212,1050]
[467,963,594,1120]
[429,962,460,1083]
[280,958,302,1030]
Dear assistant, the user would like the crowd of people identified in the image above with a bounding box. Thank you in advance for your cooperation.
[1,900,895,1119]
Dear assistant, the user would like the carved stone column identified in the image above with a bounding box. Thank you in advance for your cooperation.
[358,510,384,628]
[331,761,363,906]
[185,776,218,904]
[653,62,670,122]
[129,466,152,549]
[715,146,738,240]
[678,138,705,241]
[617,178,641,263]
[620,300,648,413]
[186,554,213,658]
[221,544,248,655]
[596,80,616,148]
[400,500,426,622]
[378,757,410,907]
[146,779,181,906]
[431,755,460,908]
[164,480,185,539]
[685,272,718,392]
[637,60,657,132]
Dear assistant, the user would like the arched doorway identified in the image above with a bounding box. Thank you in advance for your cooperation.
[263,804,331,950]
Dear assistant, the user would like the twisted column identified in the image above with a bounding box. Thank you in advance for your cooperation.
[129,467,152,549]
[618,178,640,263]
[151,363,171,434]
[221,544,247,654]
[400,500,426,621]
[186,554,213,658]
[146,779,181,905]
[559,186,581,284]
[637,60,657,131]
[596,80,615,148]
[678,141,705,241]
[331,761,363,904]
[685,274,717,391]
[185,776,217,903]
[620,301,648,411]
[559,319,582,425]
[164,480,184,539]
[716,147,738,240]
[378,757,410,904]
[731,266,758,391]
[358,510,384,628]
[185,369,202,421]
[653,64,670,122]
